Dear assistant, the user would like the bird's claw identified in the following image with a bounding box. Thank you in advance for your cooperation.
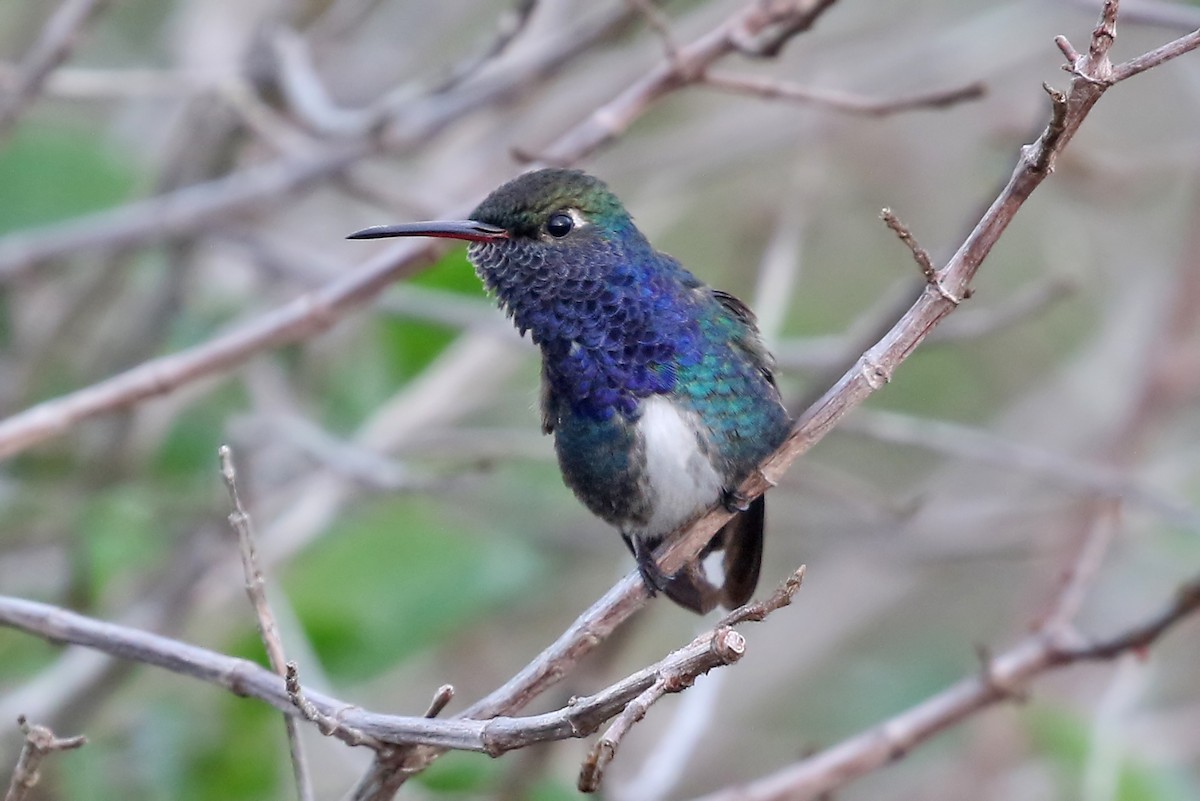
[625,532,669,596]
[722,488,751,513]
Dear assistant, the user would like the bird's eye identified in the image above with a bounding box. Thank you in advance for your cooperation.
[546,212,574,238]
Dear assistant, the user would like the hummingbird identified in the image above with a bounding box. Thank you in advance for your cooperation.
[348,169,791,613]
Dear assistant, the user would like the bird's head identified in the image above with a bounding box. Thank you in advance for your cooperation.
[348,169,654,342]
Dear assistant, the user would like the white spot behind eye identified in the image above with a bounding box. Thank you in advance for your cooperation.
[567,208,588,229]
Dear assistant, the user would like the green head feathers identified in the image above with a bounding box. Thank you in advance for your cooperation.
[470,168,630,237]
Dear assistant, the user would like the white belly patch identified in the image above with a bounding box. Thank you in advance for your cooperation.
[636,395,723,536]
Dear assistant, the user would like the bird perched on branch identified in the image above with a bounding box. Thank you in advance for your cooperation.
[349,169,791,613]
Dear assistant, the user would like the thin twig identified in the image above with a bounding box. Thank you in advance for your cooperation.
[535,0,843,164]
[220,446,286,673]
[684,569,1200,801]
[611,667,729,801]
[267,26,380,137]
[702,72,986,117]
[349,8,1200,797]
[424,686,455,719]
[1062,0,1200,31]
[0,591,781,755]
[881,208,962,304]
[1040,508,1122,638]
[0,3,842,461]
[1056,573,1200,660]
[775,276,1075,371]
[0,66,201,99]
[838,409,1200,532]
[2,565,1197,801]
[576,571,806,791]
[431,0,541,93]
[927,275,1074,343]
[1033,162,1200,635]
[729,0,840,57]
[626,0,682,63]
[285,663,383,748]
[718,566,807,627]
[0,0,113,138]
[4,716,86,801]
[219,446,315,801]
[0,5,630,283]
[0,234,434,461]
[579,677,674,793]
[1112,24,1200,80]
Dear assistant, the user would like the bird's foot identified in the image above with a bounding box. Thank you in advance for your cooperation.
[625,533,670,597]
[721,487,751,513]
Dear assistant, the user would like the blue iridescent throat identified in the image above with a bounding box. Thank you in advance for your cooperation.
[469,234,707,422]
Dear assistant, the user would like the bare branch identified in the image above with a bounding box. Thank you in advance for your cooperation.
[702,72,986,117]
[4,716,86,801]
[1063,0,1200,31]
[927,275,1074,343]
[0,236,434,460]
[219,445,314,801]
[266,26,379,137]
[3,562,1194,801]
[578,677,673,793]
[430,0,541,93]
[285,663,383,749]
[0,4,630,282]
[353,6,1197,795]
[1057,574,1200,660]
[2,5,1197,801]
[578,627,747,792]
[0,0,113,138]
[625,0,682,63]
[0,589,780,756]
[0,66,202,99]
[1112,24,1200,81]
[648,0,1137,607]
[535,0,843,164]
[838,409,1200,531]
[0,141,370,283]
[578,569,806,793]
[718,565,806,627]
[880,208,962,304]
[730,0,840,57]
[685,571,1200,801]
[423,686,455,720]
[775,276,1075,371]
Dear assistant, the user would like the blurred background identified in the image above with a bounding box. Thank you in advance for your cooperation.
[1,0,1199,799]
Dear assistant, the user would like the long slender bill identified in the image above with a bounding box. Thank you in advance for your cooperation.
[346,220,508,242]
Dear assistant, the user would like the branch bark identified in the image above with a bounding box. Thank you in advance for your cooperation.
[686,572,1200,801]
[0,5,631,283]
[0,0,113,139]
[349,3,1200,796]
[4,716,86,801]
[0,585,788,755]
